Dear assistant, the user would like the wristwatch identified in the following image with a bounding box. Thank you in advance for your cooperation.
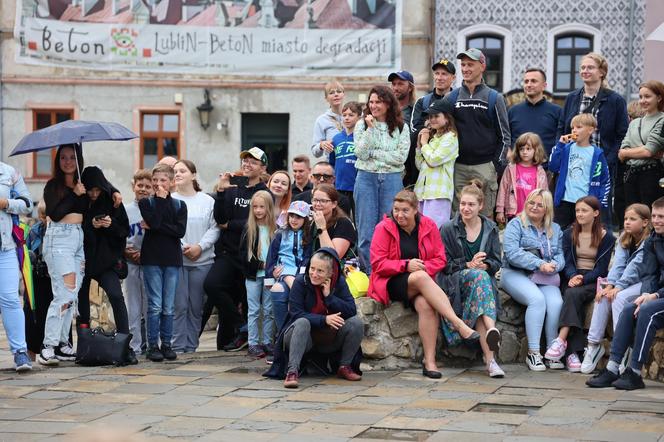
[317,228,324,235]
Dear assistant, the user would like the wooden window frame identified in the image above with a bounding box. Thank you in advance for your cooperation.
[139,111,181,169]
[30,109,74,179]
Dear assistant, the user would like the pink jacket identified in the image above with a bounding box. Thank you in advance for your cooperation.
[368,214,447,305]
[496,163,548,217]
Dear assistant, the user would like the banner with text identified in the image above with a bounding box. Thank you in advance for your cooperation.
[14,0,401,76]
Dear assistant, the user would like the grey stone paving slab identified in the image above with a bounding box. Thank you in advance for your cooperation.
[27,402,125,422]
[1,377,61,387]
[393,408,461,419]
[108,382,177,394]
[609,400,664,414]
[503,437,576,442]
[228,388,292,399]
[1,420,79,434]
[198,429,280,441]
[169,384,237,397]
[0,407,48,420]
[427,430,504,441]
[579,429,662,442]
[0,398,78,410]
[440,418,518,434]
[225,419,294,433]
[146,416,231,438]
[88,412,167,431]
[142,392,215,407]
[23,390,89,400]
[310,410,391,425]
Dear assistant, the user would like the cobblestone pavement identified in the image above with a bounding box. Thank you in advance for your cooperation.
[1,325,664,441]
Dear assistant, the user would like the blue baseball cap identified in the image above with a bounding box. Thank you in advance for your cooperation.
[388,71,414,83]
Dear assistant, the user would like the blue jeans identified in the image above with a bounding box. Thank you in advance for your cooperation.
[270,280,290,332]
[354,170,403,273]
[0,249,27,354]
[246,277,274,346]
[143,265,179,347]
[42,222,84,347]
[610,298,664,371]
[500,268,563,352]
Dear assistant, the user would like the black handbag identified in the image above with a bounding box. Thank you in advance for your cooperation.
[76,327,131,366]
[113,257,128,279]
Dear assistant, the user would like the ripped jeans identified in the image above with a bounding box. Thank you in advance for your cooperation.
[42,222,84,348]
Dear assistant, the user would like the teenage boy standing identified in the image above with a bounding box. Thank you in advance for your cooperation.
[124,169,153,355]
[202,147,268,351]
[139,164,187,362]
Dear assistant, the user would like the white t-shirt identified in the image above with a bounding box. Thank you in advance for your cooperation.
[172,192,219,267]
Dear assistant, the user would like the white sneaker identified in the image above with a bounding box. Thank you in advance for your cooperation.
[544,337,567,361]
[581,344,605,374]
[487,359,505,378]
[546,358,565,370]
[526,352,546,371]
[37,346,59,366]
[55,342,76,361]
[619,347,632,374]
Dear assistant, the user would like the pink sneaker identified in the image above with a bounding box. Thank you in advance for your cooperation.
[544,338,567,361]
[567,353,582,372]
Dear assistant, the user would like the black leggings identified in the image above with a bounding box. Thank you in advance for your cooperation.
[201,253,247,349]
[77,271,130,334]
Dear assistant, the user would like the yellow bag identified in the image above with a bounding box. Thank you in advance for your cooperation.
[344,266,369,298]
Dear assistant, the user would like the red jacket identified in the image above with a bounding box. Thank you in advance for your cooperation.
[368,214,447,305]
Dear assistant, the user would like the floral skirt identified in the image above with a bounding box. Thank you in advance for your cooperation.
[441,269,497,346]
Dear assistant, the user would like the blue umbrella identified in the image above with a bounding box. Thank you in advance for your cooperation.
[10,119,138,180]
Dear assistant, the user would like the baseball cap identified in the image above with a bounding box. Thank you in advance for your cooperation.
[387,70,414,83]
[287,200,311,218]
[239,147,267,165]
[456,48,486,64]
[431,58,456,75]
[423,99,454,116]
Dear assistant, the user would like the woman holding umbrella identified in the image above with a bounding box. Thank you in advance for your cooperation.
[0,160,33,372]
[38,144,88,365]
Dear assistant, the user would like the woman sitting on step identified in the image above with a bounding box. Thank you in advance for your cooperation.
[368,189,480,379]
[439,180,504,378]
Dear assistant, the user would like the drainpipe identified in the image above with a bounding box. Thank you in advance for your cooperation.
[625,0,637,101]
[0,27,4,161]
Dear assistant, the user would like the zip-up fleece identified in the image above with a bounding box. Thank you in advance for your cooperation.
[368,214,447,305]
[562,228,615,285]
[549,140,610,208]
[496,163,548,217]
[607,235,646,289]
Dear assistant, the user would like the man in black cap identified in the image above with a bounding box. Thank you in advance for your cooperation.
[388,70,415,125]
[404,59,457,187]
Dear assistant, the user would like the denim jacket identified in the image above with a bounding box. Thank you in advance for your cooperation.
[0,162,32,251]
[607,236,645,290]
[502,216,565,272]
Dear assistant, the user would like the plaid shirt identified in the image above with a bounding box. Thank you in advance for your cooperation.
[579,95,601,148]
[414,131,459,200]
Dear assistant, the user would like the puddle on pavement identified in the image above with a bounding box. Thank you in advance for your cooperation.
[357,428,433,441]
[471,403,539,415]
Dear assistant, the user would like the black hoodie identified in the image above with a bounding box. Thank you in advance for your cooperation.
[80,166,130,277]
[213,181,268,256]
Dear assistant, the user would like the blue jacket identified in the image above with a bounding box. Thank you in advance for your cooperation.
[607,235,646,290]
[265,228,312,278]
[549,141,610,208]
[562,228,615,285]
[557,88,628,166]
[502,217,565,272]
[638,232,664,297]
[329,129,358,192]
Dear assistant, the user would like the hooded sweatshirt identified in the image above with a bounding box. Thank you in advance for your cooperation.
[80,166,130,277]
[213,181,268,256]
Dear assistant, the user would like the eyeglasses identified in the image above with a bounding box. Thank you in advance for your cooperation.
[327,89,344,95]
[312,173,334,181]
[527,201,545,209]
[312,198,332,205]
[241,158,262,166]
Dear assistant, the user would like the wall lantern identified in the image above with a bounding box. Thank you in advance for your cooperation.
[197,89,214,130]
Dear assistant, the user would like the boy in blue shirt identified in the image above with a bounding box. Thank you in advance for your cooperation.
[329,101,362,218]
[549,113,610,230]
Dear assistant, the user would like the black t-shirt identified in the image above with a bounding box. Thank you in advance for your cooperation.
[312,216,357,253]
[398,224,419,260]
